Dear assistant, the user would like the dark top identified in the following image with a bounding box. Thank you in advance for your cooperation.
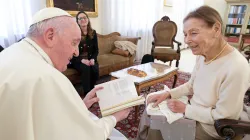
[78,30,98,62]
[69,30,99,74]
[70,30,98,64]
[0,45,4,52]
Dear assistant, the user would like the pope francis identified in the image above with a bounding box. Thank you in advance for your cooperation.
[0,7,131,140]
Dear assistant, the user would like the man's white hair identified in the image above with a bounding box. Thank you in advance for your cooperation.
[26,16,74,38]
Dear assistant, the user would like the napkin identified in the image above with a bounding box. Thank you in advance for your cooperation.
[146,86,188,124]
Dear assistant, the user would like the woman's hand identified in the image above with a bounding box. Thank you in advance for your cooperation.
[167,99,186,113]
[81,59,90,66]
[147,92,171,107]
[89,59,95,66]
[83,86,103,109]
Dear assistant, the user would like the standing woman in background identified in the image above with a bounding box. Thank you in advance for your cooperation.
[70,11,99,97]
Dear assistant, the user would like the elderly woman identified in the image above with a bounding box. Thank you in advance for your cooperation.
[137,6,250,140]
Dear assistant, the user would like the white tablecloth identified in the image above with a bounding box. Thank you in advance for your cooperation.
[110,62,178,84]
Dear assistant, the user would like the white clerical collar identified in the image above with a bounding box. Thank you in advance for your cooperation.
[24,38,54,67]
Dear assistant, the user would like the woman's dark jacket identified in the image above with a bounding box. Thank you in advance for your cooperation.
[69,30,99,76]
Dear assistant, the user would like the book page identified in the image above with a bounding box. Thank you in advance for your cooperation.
[95,77,139,111]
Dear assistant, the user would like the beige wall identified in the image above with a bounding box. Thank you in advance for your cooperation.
[161,0,227,21]
[89,0,102,33]
[161,6,174,19]
[39,0,102,33]
[34,0,46,15]
[204,0,227,19]
[39,0,227,34]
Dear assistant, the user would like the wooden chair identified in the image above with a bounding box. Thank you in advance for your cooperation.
[239,34,250,62]
[240,44,250,62]
[215,119,250,140]
[151,16,181,88]
[151,16,182,67]
[215,88,250,140]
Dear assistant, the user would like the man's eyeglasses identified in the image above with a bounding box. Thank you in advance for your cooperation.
[78,17,88,21]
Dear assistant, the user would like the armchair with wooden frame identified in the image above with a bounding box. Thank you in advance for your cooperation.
[215,89,250,140]
[215,118,250,140]
[151,16,182,67]
[151,16,182,88]
[239,34,250,62]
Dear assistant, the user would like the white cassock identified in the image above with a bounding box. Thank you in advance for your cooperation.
[0,38,127,140]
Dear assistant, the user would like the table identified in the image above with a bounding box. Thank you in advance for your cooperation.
[110,62,178,95]
[110,62,178,120]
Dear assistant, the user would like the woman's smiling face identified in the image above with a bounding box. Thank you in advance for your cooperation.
[183,18,217,56]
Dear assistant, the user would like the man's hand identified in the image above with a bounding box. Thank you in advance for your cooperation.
[167,99,186,113]
[147,92,171,107]
[81,59,90,66]
[112,108,132,122]
[83,86,103,109]
[89,59,95,66]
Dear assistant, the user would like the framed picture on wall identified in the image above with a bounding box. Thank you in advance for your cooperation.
[46,0,98,17]
[164,0,173,7]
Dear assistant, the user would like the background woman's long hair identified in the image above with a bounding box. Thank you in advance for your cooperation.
[76,11,94,39]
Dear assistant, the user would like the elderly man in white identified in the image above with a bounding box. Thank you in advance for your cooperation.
[0,7,130,140]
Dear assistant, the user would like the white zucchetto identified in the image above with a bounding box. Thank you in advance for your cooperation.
[31,7,72,26]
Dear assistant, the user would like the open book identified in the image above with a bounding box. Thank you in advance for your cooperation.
[95,77,145,117]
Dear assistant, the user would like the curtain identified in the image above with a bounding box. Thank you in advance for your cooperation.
[0,0,44,48]
[101,0,163,61]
